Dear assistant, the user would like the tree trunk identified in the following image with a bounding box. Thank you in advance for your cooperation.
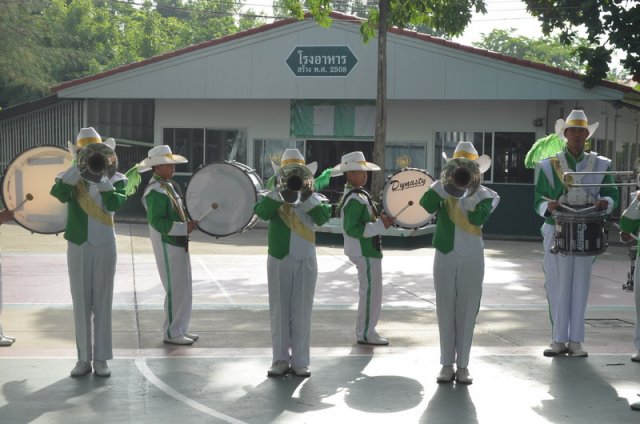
[371,0,389,202]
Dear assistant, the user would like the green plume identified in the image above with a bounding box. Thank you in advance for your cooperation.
[124,164,142,196]
[313,168,333,190]
[265,174,276,190]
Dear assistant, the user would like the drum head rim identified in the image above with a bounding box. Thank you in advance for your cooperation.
[185,161,260,238]
[382,168,435,229]
[2,145,71,235]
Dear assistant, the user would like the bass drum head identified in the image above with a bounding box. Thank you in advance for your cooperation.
[2,145,72,234]
[185,161,263,237]
[382,168,435,230]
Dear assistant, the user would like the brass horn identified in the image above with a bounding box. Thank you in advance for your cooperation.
[277,164,314,204]
[441,158,481,198]
[76,143,118,184]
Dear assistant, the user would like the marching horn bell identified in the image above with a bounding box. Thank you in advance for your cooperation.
[76,143,118,184]
[441,158,481,198]
[277,164,314,205]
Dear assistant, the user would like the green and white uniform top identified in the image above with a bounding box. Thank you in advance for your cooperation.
[50,165,127,246]
[620,191,640,254]
[420,180,499,255]
[142,175,189,248]
[340,186,385,259]
[534,149,618,223]
[254,190,331,260]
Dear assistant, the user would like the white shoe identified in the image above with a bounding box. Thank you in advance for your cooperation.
[0,335,15,346]
[267,360,290,376]
[568,342,588,357]
[436,365,455,383]
[631,351,640,363]
[93,360,111,377]
[292,367,311,378]
[70,360,92,377]
[357,334,390,346]
[184,332,199,341]
[456,367,473,384]
[543,341,569,357]
[163,336,194,345]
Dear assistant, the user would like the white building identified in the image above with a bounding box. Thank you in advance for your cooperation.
[1,12,638,238]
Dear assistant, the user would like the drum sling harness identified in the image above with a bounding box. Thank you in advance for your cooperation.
[342,188,381,252]
[552,151,598,205]
[73,181,114,227]
[158,180,189,251]
[277,204,315,244]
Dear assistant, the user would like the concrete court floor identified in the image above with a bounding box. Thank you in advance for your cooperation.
[0,221,639,423]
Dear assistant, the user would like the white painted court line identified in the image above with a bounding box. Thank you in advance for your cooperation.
[193,255,236,304]
[135,357,248,424]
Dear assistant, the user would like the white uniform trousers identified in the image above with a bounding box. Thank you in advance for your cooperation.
[634,256,640,350]
[67,240,116,362]
[151,241,192,340]
[434,249,484,368]
[542,223,593,343]
[349,256,383,341]
[0,257,5,336]
[267,254,317,369]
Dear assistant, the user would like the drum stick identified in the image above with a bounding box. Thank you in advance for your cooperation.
[12,193,33,211]
[614,223,639,241]
[542,197,578,213]
[393,200,413,219]
[196,202,218,221]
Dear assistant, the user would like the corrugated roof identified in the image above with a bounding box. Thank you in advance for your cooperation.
[51,11,633,95]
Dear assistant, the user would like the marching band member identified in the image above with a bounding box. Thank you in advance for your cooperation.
[50,127,127,377]
[420,141,499,384]
[332,151,395,346]
[534,109,619,357]
[619,190,640,363]
[0,208,15,346]
[254,149,331,378]
[139,145,199,346]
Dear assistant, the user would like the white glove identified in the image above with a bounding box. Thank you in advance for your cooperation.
[429,180,449,199]
[97,180,115,192]
[61,165,81,185]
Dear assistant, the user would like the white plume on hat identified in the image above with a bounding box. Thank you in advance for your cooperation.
[331,151,381,176]
[442,141,492,174]
[555,109,599,141]
[271,148,317,175]
[138,145,188,173]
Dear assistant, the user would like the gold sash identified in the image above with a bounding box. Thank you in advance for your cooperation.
[550,157,571,188]
[160,182,186,222]
[445,197,481,236]
[73,181,114,227]
[277,204,315,243]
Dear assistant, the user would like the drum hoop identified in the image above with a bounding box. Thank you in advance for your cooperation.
[2,145,71,235]
[185,161,261,238]
[382,167,435,230]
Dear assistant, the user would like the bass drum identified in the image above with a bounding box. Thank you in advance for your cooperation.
[2,145,73,234]
[185,161,263,238]
[382,168,435,230]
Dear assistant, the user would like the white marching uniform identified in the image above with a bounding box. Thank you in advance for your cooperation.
[143,178,193,340]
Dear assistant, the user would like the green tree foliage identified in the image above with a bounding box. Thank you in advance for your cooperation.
[523,0,639,88]
[0,0,266,109]
[473,28,629,82]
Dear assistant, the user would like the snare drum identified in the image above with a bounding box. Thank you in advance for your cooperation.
[552,208,608,256]
[185,161,263,238]
[382,168,435,230]
[2,145,72,234]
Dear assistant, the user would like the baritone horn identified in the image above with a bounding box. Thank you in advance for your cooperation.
[277,164,314,204]
[441,158,481,198]
[76,142,118,183]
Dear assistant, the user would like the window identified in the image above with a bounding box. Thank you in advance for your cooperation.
[384,143,427,176]
[163,128,247,173]
[434,131,492,182]
[492,132,535,183]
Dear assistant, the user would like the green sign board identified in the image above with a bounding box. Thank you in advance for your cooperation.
[286,46,358,77]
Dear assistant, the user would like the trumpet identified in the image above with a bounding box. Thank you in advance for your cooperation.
[76,143,118,184]
[441,158,481,198]
[277,164,314,204]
